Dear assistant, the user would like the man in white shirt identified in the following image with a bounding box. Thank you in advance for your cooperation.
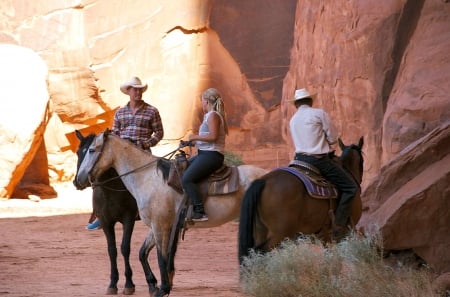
[287,88,358,241]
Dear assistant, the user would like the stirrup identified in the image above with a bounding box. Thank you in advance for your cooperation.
[191,212,208,222]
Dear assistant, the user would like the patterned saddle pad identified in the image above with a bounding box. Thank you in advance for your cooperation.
[279,162,338,199]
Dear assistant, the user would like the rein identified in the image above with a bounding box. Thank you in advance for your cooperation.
[91,143,187,188]
[95,184,129,192]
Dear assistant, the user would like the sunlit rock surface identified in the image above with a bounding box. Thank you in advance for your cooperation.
[0,0,449,279]
[0,44,52,198]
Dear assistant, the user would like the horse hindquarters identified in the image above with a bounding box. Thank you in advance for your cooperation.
[238,179,266,264]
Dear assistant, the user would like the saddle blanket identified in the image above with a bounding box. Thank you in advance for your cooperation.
[278,166,338,199]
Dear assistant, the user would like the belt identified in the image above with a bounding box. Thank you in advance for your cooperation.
[295,152,328,159]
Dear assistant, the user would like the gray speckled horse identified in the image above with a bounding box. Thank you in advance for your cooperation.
[75,129,267,297]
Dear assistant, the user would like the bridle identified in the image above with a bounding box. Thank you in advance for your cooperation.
[87,131,187,187]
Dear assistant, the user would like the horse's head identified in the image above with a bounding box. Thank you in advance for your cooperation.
[73,130,96,190]
[75,129,113,189]
[338,136,364,184]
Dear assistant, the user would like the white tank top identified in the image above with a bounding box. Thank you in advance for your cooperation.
[196,111,226,152]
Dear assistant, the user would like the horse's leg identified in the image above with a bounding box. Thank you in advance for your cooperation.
[121,216,136,295]
[139,229,158,295]
[153,226,174,297]
[350,188,362,228]
[155,247,171,297]
[102,222,119,295]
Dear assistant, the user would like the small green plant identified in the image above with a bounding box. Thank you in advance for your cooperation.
[240,233,438,297]
[224,151,244,166]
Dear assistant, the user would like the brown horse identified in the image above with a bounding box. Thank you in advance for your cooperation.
[238,137,364,264]
[73,131,140,295]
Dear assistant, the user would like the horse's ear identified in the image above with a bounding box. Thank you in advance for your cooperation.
[75,130,84,141]
[338,138,345,150]
[358,136,364,148]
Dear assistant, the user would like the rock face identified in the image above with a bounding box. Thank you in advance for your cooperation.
[279,0,450,277]
[0,0,449,278]
[360,122,450,273]
[0,44,52,198]
[282,0,450,185]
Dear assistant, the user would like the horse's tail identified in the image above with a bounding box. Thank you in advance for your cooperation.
[238,178,266,265]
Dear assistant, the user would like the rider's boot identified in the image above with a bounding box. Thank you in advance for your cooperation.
[332,225,348,242]
[192,204,208,222]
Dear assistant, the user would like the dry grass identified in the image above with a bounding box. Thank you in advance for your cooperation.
[240,233,440,297]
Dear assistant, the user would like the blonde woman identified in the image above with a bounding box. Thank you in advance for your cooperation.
[182,88,229,222]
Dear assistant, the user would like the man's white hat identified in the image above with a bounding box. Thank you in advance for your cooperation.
[120,76,148,94]
[286,88,316,102]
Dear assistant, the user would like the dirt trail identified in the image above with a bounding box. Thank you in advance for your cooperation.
[0,183,247,297]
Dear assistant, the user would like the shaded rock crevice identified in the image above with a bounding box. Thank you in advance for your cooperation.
[381,0,425,113]
[165,25,208,35]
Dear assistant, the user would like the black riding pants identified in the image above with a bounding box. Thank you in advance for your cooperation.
[182,150,224,210]
[294,154,358,226]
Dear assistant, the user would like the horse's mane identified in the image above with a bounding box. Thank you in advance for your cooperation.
[80,133,96,151]
[340,143,364,183]
[157,159,171,181]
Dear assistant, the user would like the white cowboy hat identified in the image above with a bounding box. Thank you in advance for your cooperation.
[286,88,316,102]
[120,76,148,94]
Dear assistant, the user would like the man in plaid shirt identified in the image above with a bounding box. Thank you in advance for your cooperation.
[112,76,164,151]
[85,76,164,230]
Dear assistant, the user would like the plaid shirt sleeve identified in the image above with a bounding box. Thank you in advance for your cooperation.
[146,106,164,147]
[112,108,122,136]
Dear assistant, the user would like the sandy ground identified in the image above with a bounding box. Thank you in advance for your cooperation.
[0,182,248,297]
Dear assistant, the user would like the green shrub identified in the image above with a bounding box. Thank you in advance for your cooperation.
[224,151,244,166]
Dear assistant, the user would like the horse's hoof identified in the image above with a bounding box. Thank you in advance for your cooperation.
[148,286,159,297]
[155,290,170,297]
[149,287,169,297]
[106,287,118,295]
[123,286,135,295]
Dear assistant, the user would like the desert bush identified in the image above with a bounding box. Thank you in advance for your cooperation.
[224,151,244,166]
[240,233,438,297]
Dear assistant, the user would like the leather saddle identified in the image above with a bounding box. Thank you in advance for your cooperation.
[281,160,339,199]
[167,152,239,196]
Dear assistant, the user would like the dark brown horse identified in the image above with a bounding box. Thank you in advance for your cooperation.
[73,130,144,295]
[238,137,364,264]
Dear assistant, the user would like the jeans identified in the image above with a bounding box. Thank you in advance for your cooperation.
[182,150,224,211]
[294,154,358,226]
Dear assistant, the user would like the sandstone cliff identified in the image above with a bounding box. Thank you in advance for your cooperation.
[0,0,448,279]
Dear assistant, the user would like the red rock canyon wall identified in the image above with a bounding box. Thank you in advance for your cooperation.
[0,0,449,277]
